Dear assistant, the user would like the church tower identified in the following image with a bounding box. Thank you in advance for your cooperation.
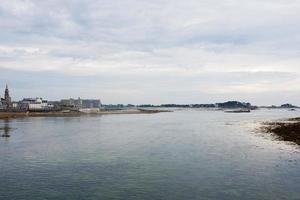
[4,84,11,107]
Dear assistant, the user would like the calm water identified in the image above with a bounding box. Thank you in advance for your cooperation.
[1,109,300,200]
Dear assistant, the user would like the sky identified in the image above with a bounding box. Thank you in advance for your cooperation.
[0,0,300,105]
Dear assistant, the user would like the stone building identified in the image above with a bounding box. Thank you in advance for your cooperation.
[60,98,101,109]
[0,84,12,110]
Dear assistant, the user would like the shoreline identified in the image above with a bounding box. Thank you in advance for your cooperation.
[262,117,300,145]
[0,108,172,119]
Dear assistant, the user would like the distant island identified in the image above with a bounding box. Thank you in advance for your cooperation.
[104,101,298,110]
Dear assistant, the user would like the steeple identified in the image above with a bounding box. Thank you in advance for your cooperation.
[4,84,11,107]
[5,84,9,99]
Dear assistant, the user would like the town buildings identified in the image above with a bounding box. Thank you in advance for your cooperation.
[0,85,12,110]
[18,98,55,111]
[0,85,102,112]
[60,98,102,109]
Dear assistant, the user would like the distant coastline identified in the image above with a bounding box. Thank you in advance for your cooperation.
[0,108,171,119]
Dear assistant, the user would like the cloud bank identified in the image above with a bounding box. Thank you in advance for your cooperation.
[0,0,299,104]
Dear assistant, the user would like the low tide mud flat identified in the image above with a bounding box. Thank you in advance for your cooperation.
[262,117,300,145]
[0,108,171,119]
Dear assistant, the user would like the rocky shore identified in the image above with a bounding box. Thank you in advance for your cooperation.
[0,108,171,119]
[262,117,300,145]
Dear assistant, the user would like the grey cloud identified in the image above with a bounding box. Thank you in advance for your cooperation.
[0,0,300,104]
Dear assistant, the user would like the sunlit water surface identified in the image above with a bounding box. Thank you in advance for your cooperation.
[1,109,300,200]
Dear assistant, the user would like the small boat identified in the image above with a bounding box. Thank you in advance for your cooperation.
[224,109,250,113]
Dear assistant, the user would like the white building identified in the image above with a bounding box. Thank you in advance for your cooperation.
[12,102,18,109]
[20,98,53,111]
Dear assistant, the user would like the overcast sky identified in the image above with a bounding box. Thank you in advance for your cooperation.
[0,0,300,105]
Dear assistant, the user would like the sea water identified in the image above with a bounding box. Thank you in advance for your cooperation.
[0,109,300,200]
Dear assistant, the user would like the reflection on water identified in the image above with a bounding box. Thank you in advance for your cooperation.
[0,109,300,200]
[0,119,11,137]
